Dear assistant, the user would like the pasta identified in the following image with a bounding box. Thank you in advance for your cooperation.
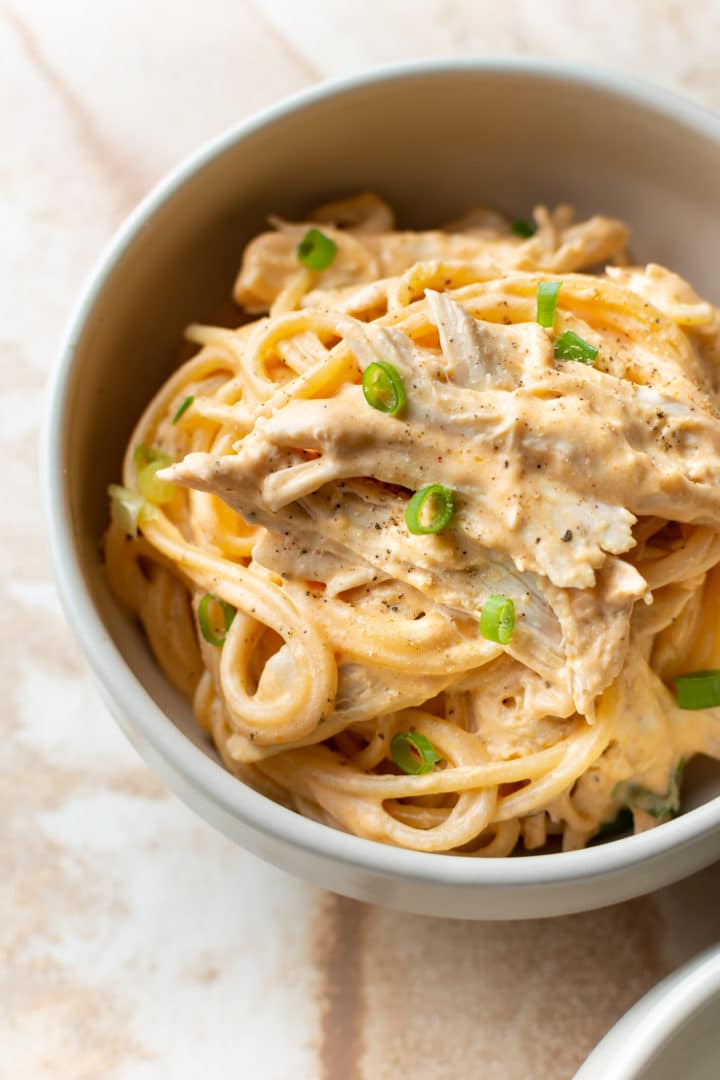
[105,193,720,855]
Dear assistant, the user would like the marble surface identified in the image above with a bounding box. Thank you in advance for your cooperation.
[5,2,720,1076]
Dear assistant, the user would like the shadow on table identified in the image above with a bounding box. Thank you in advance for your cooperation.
[316,860,720,1080]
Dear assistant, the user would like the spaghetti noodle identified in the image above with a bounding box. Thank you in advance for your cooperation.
[105,194,720,854]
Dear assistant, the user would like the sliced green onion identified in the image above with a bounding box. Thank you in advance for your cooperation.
[133,444,176,504]
[362,361,406,416]
[675,670,720,709]
[613,758,685,823]
[109,484,143,534]
[537,281,561,328]
[296,228,337,271]
[390,731,441,775]
[198,593,235,647]
[405,484,455,535]
[511,218,536,238]
[479,595,515,645]
[554,330,598,365]
[596,807,634,839]
[172,395,194,424]
[108,484,151,538]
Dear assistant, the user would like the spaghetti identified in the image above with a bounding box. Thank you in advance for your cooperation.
[105,194,720,854]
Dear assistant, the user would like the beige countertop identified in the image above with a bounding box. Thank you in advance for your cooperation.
[4,2,720,1077]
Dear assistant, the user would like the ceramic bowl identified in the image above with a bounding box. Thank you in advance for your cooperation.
[44,59,720,919]
[576,944,720,1079]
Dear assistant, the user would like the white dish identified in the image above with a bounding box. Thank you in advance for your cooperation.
[43,59,720,919]
[576,944,720,1079]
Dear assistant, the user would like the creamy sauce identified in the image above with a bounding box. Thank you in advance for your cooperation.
[108,194,720,852]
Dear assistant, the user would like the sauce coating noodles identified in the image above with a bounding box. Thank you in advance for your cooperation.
[105,194,720,854]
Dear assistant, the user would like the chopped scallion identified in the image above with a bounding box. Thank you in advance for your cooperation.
[296,227,337,271]
[172,395,194,424]
[362,361,406,416]
[108,484,154,538]
[613,758,685,823]
[479,595,515,645]
[675,670,720,709]
[511,218,536,238]
[405,484,455,535]
[596,807,634,839]
[537,281,561,328]
[133,444,176,504]
[198,593,235,647]
[390,731,441,775]
[554,330,598,365]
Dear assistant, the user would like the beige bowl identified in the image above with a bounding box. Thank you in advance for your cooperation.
[44,60,720,919]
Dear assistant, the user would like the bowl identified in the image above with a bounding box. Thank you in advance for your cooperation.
[43,59,720,919]
[576,944,720,1079]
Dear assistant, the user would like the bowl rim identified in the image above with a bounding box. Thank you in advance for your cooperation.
[575,943,720,1078]
[43,56,720,888]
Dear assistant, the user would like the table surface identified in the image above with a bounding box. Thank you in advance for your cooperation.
[5,2,720,1077]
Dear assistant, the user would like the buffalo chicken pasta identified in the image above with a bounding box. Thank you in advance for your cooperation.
[105,194,720,855]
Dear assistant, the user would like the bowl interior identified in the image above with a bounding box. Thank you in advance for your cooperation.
[641,990,720,1080]
[57,64,720,806]
[576,946,720,1079]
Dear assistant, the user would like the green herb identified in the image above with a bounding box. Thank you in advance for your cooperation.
[479,595,516,645]
[613,758,686,823]
[362,361,406,416]
[511,218,536,238]
[198,593,235,647]
[537,281,561,328]
[133,444,176,504]
[554,330,598,365]
[404,484,455,535]
[390,731,442,775]
[596,807,634,838]
[296,227,337,271]
[675,670,720,709]
[108,484,153,538]
[172,395,194,424]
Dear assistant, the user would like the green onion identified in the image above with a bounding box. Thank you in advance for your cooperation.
[675,670,720,709]
[596,807,634,839]
[511,218,536,238]
[133,444,176,504]
[479,595,515,645]
[198,593,235,647]
[390,731,441,775]
[296,228,337,271]
[108,484,152,538]
[405,484,455,535]
[172,395,194,424]
[537,281,561,328]
[362,361,406,416]
[554,330,598,365]
[613,758,685,823]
